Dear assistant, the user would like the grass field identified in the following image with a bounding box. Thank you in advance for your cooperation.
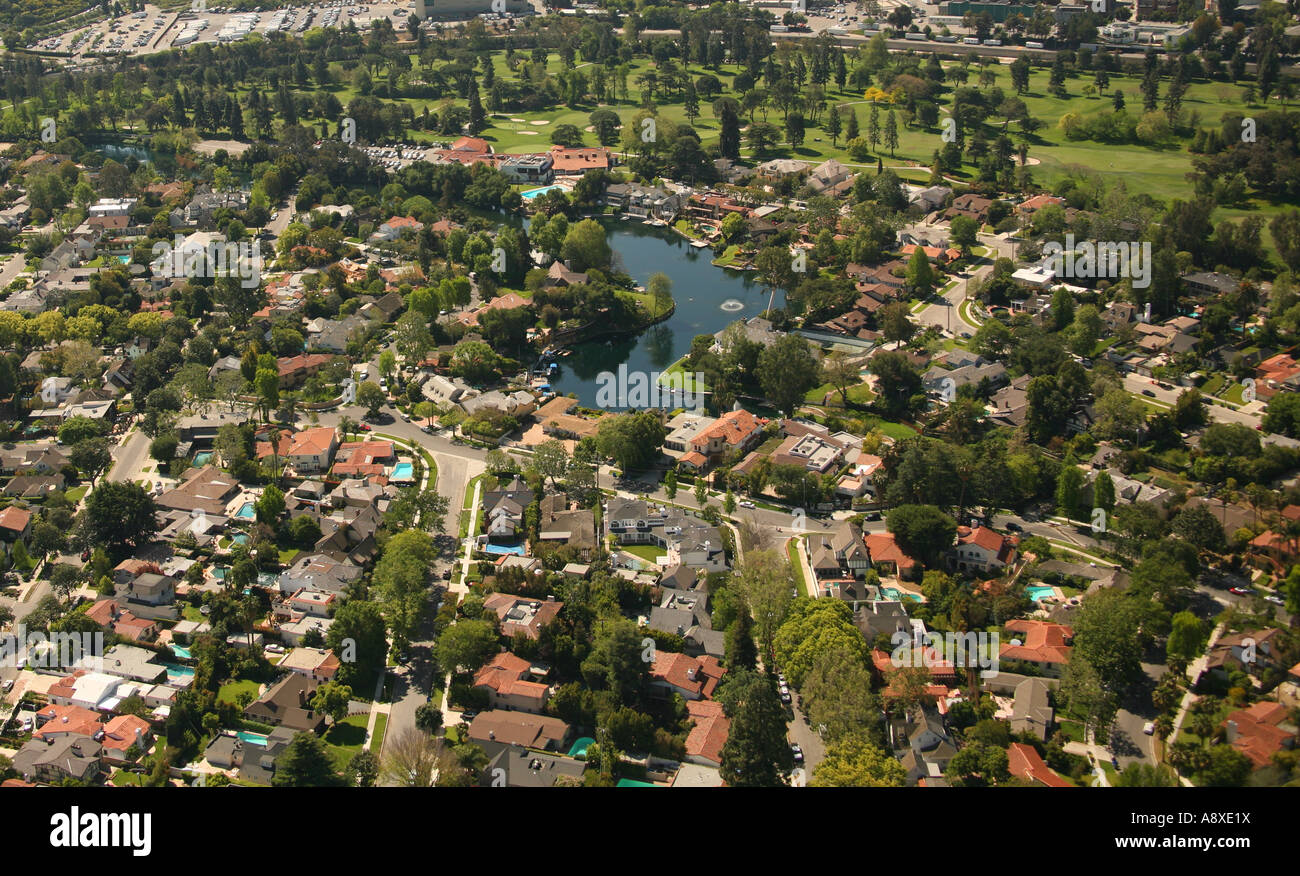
[320,53,1274,225]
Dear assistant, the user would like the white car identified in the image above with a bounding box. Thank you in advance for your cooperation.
[738,500,756,509]
[1142,721,1155,736]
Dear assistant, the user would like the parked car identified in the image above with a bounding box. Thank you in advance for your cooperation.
[1,679,13,693]
[790,743,804,763]
[1142,721,1155,735]
[1229,586,1254,596]
[1141,389,1156,397]
[1005,521,1022,532]
[738,500,755,509]
[1265,594,1285,606]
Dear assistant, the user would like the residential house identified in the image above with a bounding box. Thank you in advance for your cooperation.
[473,652,550,713]
[482,594,563,641]
[1222,701,1297,770]
[277,647,341,682]
[951,526,1019,573]
[12,735,102,785]
[284,427,339,474]
[649,651,726,701]
[1000,620,1073,676]
[684,699,730,768]
[244,673,328,733]
[1006,742,1072,787]
[466,710,572,751]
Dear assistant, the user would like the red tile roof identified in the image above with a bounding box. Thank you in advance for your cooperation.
[864,531,918,571]
[650,652,725,699]
[0,505,32,534]
[1001,620,1073,665]
[1224,702,1295,768]
[685,699,730,766]
[1007,742,1072,787]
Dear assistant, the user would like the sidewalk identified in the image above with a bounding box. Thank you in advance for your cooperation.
[362,669,391,753]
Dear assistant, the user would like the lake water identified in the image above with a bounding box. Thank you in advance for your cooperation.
[546,220,773,408]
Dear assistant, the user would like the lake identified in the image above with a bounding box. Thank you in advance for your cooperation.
[546,219,774,408]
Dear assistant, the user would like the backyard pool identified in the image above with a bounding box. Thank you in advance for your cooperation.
[521,184,564,200]
[234,502,256,520]
[483,543,526,556]
[164,663,195,682]
[391,462,414,481]
[170,644,192,660]
[1025,585,1056,603]
[236,731,269,746]
[193,451,214,466]
[880,587,923,603]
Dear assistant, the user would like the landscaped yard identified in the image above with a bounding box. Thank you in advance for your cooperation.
[217,679,261,706]
[323,714,370,772]
[621,543,666,564]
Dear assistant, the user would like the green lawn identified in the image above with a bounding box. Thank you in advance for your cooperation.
[371,712,388,755]
[621,543,666,563]
[65,485,89,502]
[787,536,810,597]
[217,679,261,706]
[323,714,370,772]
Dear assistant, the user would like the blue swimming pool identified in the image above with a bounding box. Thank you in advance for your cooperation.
[483,543,526,556]
[163,663,194,681]
[880,587,923,603]
[170,644,192,660]
[236,731,269,746]
[232,533,250,545]
[521,184,564,200]
[234,502,256,520]
[193,451,213,466]
[391,462,414,481]
[1025,585,1056,602]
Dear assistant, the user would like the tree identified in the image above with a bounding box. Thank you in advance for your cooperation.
[348,749,380,788]
[717,669,795,786]
[1263,392,1300,438]
[813,734,907,786]
[949,215,979,255]
[801,646,881,744]
[1171,504,1227,553]
[870,351,923,419]
[561,219,612,272]
[735,550,795,669]
[580,615,649,706]
[272,732,345,787]
[415,702,444,735]
[357,381,386,419]
[380,728,442,787]
[1056,465,1087,522]
[70,438,112,483]
[647,271,673,318]
[81,482,159,555]
[255,485,286,524]
[435,620,499,673]
[883,108,899,156]
[595,411,666,474]
[905,246,936,297]
[823,351,860,408]
[1166,611,1208,663]
[886,504,956,569]
[326,601,388,689]
[372,530,437,648]
[310,681,354,723]
[756,334,822,416]
[530,439,569,488]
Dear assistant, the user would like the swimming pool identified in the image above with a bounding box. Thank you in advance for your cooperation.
[483,542,526,556]
[880,587,923,603]
[236,731,269,746]
[391,462,414,481]
[1025,585,1056,602]
[234,502,256,520]
[163,663,194,681]
[232,533,250,545]
[193,451,213,466]
[170,644,192,660]
[521,185,564,200]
